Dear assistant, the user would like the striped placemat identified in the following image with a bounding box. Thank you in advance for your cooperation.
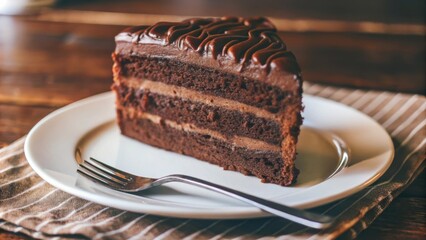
[0,83,425,239]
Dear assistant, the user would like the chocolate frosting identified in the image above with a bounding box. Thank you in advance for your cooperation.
[116,17,300,74]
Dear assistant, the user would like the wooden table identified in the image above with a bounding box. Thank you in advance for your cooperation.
[0,0,424,239]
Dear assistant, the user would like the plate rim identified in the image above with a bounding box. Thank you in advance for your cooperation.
[24,92,394,219]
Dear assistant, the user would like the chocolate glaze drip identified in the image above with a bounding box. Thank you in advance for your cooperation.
[117,17,300,74]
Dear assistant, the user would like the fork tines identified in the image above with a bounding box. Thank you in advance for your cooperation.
[77,157,131,189]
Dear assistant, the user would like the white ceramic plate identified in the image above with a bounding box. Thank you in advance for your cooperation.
[25,92,394,219]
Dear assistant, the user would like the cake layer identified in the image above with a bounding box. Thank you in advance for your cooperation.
[113,54,300,113]
[116,109,297,185]
[117,77,278,121]
[113,82,283,145]
[115,17,303,92]
[122,110,280,152]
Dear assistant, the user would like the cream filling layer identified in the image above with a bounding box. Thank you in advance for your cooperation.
[120,77,279,121]
[123,108,280,152]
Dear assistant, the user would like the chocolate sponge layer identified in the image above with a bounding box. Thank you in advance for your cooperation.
[113,83,283,145]
[117,109,298,186]
[114,54,297,113]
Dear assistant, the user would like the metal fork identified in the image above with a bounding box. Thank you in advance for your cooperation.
[77,157,335,229]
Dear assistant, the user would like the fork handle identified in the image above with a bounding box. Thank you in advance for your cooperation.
[155,174,334,229]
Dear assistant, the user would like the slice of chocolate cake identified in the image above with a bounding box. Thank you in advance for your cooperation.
[112,17,303,186]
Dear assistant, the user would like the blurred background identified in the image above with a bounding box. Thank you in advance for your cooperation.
[0,0,424,96]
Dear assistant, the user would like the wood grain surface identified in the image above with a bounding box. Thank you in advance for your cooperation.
[0,0,424,239]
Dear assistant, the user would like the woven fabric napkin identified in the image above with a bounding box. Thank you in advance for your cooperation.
[0,83,425,240]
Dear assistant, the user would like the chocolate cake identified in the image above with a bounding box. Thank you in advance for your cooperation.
[112,17,303,186]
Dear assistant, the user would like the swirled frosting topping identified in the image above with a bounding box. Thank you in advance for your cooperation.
[117,17,300,73]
